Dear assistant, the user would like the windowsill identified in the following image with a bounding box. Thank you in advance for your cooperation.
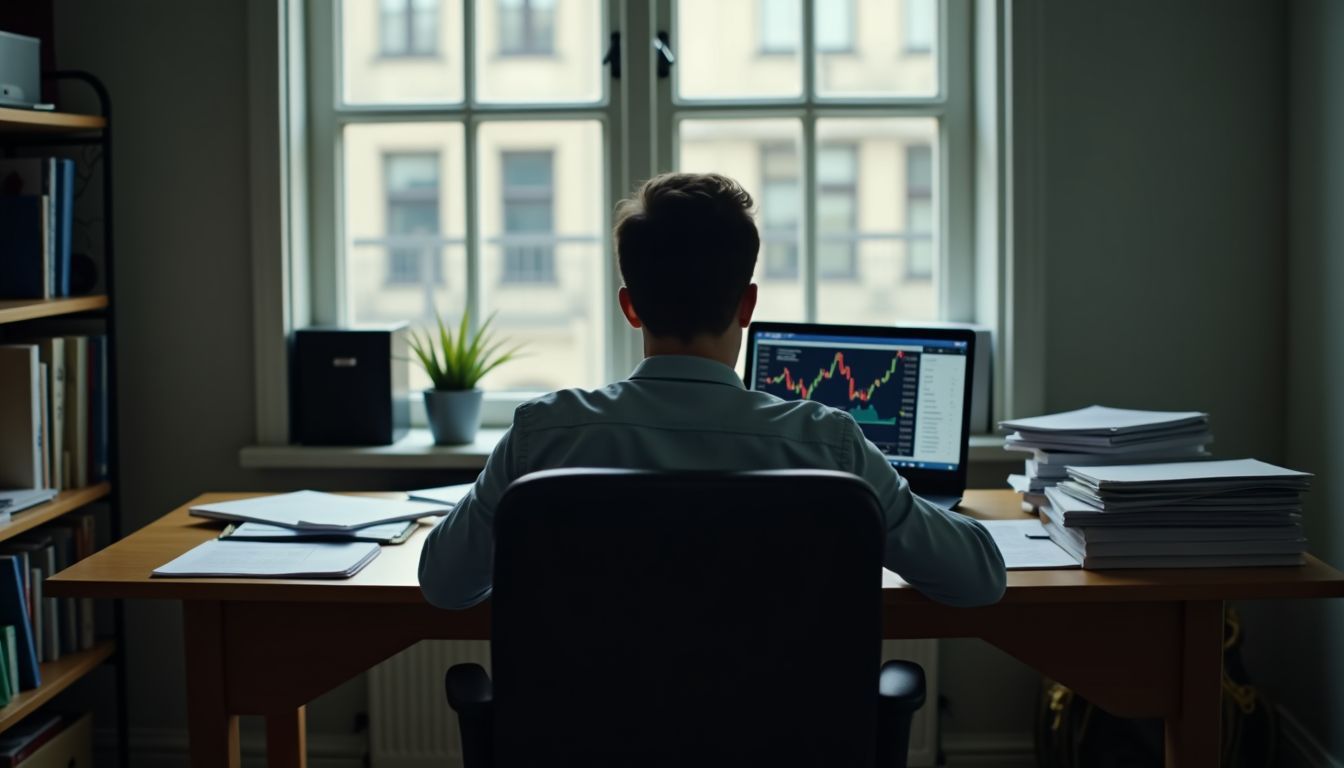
[239,431,1011,471]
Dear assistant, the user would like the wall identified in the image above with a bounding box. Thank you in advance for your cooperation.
[1239,0,1344,763]
[48,0,1308,763]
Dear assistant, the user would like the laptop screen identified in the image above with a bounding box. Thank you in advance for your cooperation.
[747,324,972,473]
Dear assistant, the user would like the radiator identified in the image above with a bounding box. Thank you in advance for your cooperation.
[370,639,939,767]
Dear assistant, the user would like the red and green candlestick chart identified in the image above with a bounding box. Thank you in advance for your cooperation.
[764,351,907,425]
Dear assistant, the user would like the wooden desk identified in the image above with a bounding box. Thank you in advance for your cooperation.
[48,491,1344,768]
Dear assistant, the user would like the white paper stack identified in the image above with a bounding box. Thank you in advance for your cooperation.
[1000,406,1213,510]
[189,491,450,531]
[1040,459,1311,569]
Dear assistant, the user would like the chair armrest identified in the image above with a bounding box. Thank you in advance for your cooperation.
[445,663,495,768]
[446,663,494,709]
[878,660,926,713]
[875,660,926,768]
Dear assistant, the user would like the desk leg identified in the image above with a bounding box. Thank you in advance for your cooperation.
[1165,600,1223,767]
[266,706,308,768]
[183,601,240,768]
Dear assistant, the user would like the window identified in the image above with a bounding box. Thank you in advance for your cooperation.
[500,151,556,284]
[759,0,853,54]
[761,144,801,279]
[905,144,934,279]
[306,0,969,404]
[817,144,857,280]
[383,153,444,285]
[380,0,439,57]
[904,0,936,53]
[499,0,556,55]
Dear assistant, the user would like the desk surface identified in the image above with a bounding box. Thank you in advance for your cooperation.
[48,490,1344,605]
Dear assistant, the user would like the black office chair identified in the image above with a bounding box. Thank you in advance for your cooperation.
[444,468,927,767]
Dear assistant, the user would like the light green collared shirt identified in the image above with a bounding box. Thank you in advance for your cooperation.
[419,355,1006,609]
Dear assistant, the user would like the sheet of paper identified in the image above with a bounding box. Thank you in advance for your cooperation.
[152,540,381,578]
[406,483,473,507]
[225,520,415,543]
[1068,458,1312,488]
[190,491,449,531]
[981,519,1081,570]
[999,405,1207,436]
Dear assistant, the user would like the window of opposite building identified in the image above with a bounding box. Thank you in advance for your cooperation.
[380,0,439,57]
[499,0,556,55]
[905,144,934,279]
[384,153,445,285]
[761,143,801,279]
[500,151,557,284]
[816,144,858,280]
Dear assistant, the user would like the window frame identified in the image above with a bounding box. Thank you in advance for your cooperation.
[250,0,1030,447]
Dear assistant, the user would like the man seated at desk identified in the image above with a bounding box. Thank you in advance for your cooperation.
[418,173,1006,610]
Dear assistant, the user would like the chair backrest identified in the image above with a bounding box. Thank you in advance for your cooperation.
[490,468,886,767]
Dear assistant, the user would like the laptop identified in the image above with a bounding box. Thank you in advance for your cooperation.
[745,322,976,510]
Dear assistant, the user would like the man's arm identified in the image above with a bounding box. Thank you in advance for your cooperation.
[844,416,1007,607]
[418,424,521,609]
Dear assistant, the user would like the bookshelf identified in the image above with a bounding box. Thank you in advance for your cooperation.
[0,107,105,134]
[0,73,126,761]
[0,296,108,325]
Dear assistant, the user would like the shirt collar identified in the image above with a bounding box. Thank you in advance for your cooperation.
[628,355,747,389]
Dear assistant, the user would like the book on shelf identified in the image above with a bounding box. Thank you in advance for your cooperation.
[0,555,39,690]
[0,337,108,494]
[0,157,75,300]
[0,346,43,490]
[0,625,16,699]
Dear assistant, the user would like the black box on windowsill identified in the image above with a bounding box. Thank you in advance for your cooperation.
[291,324,410,445]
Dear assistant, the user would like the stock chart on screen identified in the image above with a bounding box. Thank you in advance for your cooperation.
[751,331,968,469]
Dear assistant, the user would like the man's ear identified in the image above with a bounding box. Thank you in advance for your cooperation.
[738,283,758,328]
[618,286,643,329]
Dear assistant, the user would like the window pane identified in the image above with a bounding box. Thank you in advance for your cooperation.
[344,0,463,104]
[476,0,601,103]
[345,123,467,392]
[678,0,802,101]
[816,117,938,323]
[678,119,803,320]
[817,0,854,52]
[477,121,605,390]
[815,0,938,97]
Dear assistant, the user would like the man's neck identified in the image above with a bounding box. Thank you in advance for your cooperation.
[642,333,739,369]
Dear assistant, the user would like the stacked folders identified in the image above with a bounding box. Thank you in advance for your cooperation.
[1002,406,1212,510]
[1041,459,1311,569]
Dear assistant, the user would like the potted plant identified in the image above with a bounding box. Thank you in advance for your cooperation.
[408,309,523,445]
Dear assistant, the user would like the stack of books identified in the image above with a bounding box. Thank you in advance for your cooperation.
[1000,406,1213,510]
[1041,458,1311,569]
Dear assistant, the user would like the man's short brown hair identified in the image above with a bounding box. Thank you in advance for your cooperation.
[614,173,760,342]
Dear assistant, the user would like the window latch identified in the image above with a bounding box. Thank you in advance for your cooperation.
[654,31,675,79]
[602,31,621,79]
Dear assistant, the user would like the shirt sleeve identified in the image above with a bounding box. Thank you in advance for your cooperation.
[841,413,1007,607]
[418,420,522,610]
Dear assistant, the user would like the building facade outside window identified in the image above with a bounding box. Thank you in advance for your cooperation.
[500,150,557,284]
[380,0,439,57]
[499,0,556,55]
[384,152,444,285]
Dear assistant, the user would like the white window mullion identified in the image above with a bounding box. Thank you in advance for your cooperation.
[464,0,482,331]
[801,0,818,322]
